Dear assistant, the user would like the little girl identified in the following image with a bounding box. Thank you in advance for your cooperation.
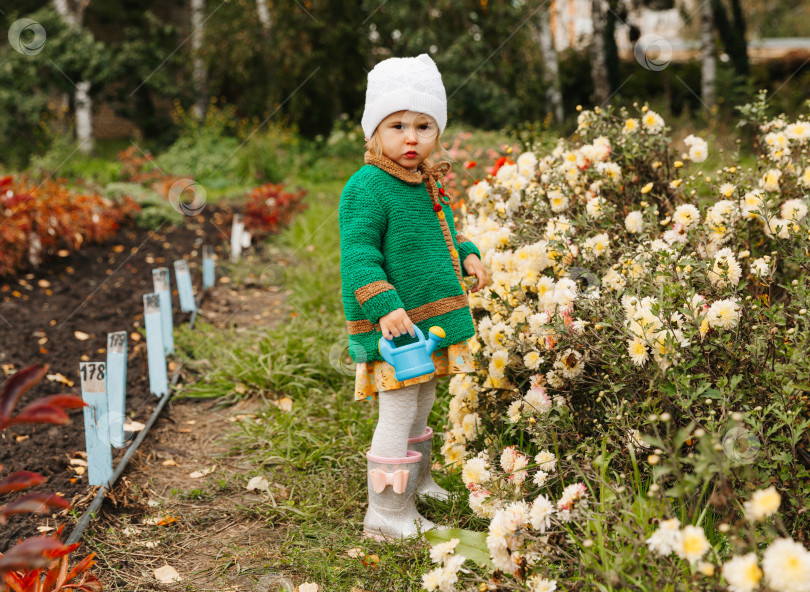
[339,54,489,540]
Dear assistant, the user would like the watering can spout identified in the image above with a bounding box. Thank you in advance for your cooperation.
[425,326,445,356]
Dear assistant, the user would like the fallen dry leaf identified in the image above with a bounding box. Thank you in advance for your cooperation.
[188,466,215,479]
[275,397,293,412]
[37,279,50,288]
[161,459,178,466]
[124,420,146,432]
[129,332,142,342]
[143,540,159,548]
[112,245,125,253]
[178,427,192,433]
[121,527,139,536]
[185,420,196,425]
[246,476,268,492]
[154,564,182,583]
[15,435,29,443]
[36,526,54,533]
[70,466,86,476]
[57,249,69,257]
[361,554,380,568]
[69,458,88,467]
[1,364,16,376]
[142,515,177,526]
[74,451,87,459]
[297,584,319,592]
[234,383,247,394]
[46,373,74,387]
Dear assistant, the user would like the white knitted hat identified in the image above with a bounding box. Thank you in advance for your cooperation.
[361,54,447,139]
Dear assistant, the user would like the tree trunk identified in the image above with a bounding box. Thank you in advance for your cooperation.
[52,0,95,154]
[712,0,749,78]
[536,10,563,124]
[256,0,271,31]
[700,0,716,111]
[191,0,207,120]
[590,0,610,105]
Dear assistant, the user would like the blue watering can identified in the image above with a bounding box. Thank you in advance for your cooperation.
[378,325,445,382]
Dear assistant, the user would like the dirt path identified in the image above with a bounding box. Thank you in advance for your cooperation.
[82,268,299,591]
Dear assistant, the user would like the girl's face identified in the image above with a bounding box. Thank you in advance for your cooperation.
[375,110,439,171]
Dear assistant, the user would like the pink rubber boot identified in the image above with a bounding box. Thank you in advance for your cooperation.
[408,427,450,501]
[363,450,435,540]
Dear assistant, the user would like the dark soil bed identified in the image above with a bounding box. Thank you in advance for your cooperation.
[0,203,238,551]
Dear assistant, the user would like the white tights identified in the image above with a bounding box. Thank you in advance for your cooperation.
[370,375,437,458]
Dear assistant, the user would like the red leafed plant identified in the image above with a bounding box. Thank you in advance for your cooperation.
[0,176,141,277]
[0,364,102,591]
[243,183,308,241]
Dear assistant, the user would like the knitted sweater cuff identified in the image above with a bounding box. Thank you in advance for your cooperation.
[360,288,405,325]
[457,241,481,276]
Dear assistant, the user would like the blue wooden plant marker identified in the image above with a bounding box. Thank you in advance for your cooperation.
[143,293,168,397]
[152,267,174,355]
[106,331,127,448]
[202,245,215,290]
[174,259,197,313]
[79,361,113,486]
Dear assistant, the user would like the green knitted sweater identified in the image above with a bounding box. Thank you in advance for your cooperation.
[339,153,481,363]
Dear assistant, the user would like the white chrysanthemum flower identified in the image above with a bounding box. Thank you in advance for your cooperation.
[781,198,808,221]
[625,210,643,233]
[547,189,569,213]
[741,189,765,219]
[517,151,538,178]
[506,400,523,424]
[718,183,736,197]
[645,517,682,556]
[535,450,557,472]
[786,121,810,142]
[708,247,742,288]
[553,277,578,308]
[467,180,492,205]
[469,488,500,518]
[706,298,740,330]
[674,525,710,564]
[489,349,510,379]
[523,350,543,371]
[744,486,781,521]
[582,233,610,261]
[532,469,549,487]
[760,169,782,192]
[529,494,555,533]
[642,110,665,133]
[421,566,445,591]
[545,369,565,388]
[750,257,769,278]
[526,576,557,592]
[603,268,626,292]
[461,412,481,442]
[628,338,649,366]
[722,553,763,592]
[689,143,708,162]
[500,446,520,472]
[429,538,460,564]
[524,386,552,414]
[673,204,700,230]
[586,196,606,219]
[462,457,491,488]
[554,349,585,379]
[762,538,810,592]
[557,482,588,514]
[623,118,639,134]
[596,161,622,182]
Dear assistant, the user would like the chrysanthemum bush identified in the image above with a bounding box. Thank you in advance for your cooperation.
[424,94,810,591]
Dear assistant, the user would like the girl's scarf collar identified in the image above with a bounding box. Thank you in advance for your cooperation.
[364,151,452,207]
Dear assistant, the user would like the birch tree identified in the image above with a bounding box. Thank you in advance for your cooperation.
[534,9,563,124]
[52,0,94,154]
[191,0,207,119]
[590,0,610,105]
[700,0,716,110]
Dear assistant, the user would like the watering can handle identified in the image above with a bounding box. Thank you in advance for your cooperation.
[378,325,426,366]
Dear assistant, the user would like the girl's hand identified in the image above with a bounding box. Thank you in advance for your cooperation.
[463,254,489,293]
[379,308,416,340]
